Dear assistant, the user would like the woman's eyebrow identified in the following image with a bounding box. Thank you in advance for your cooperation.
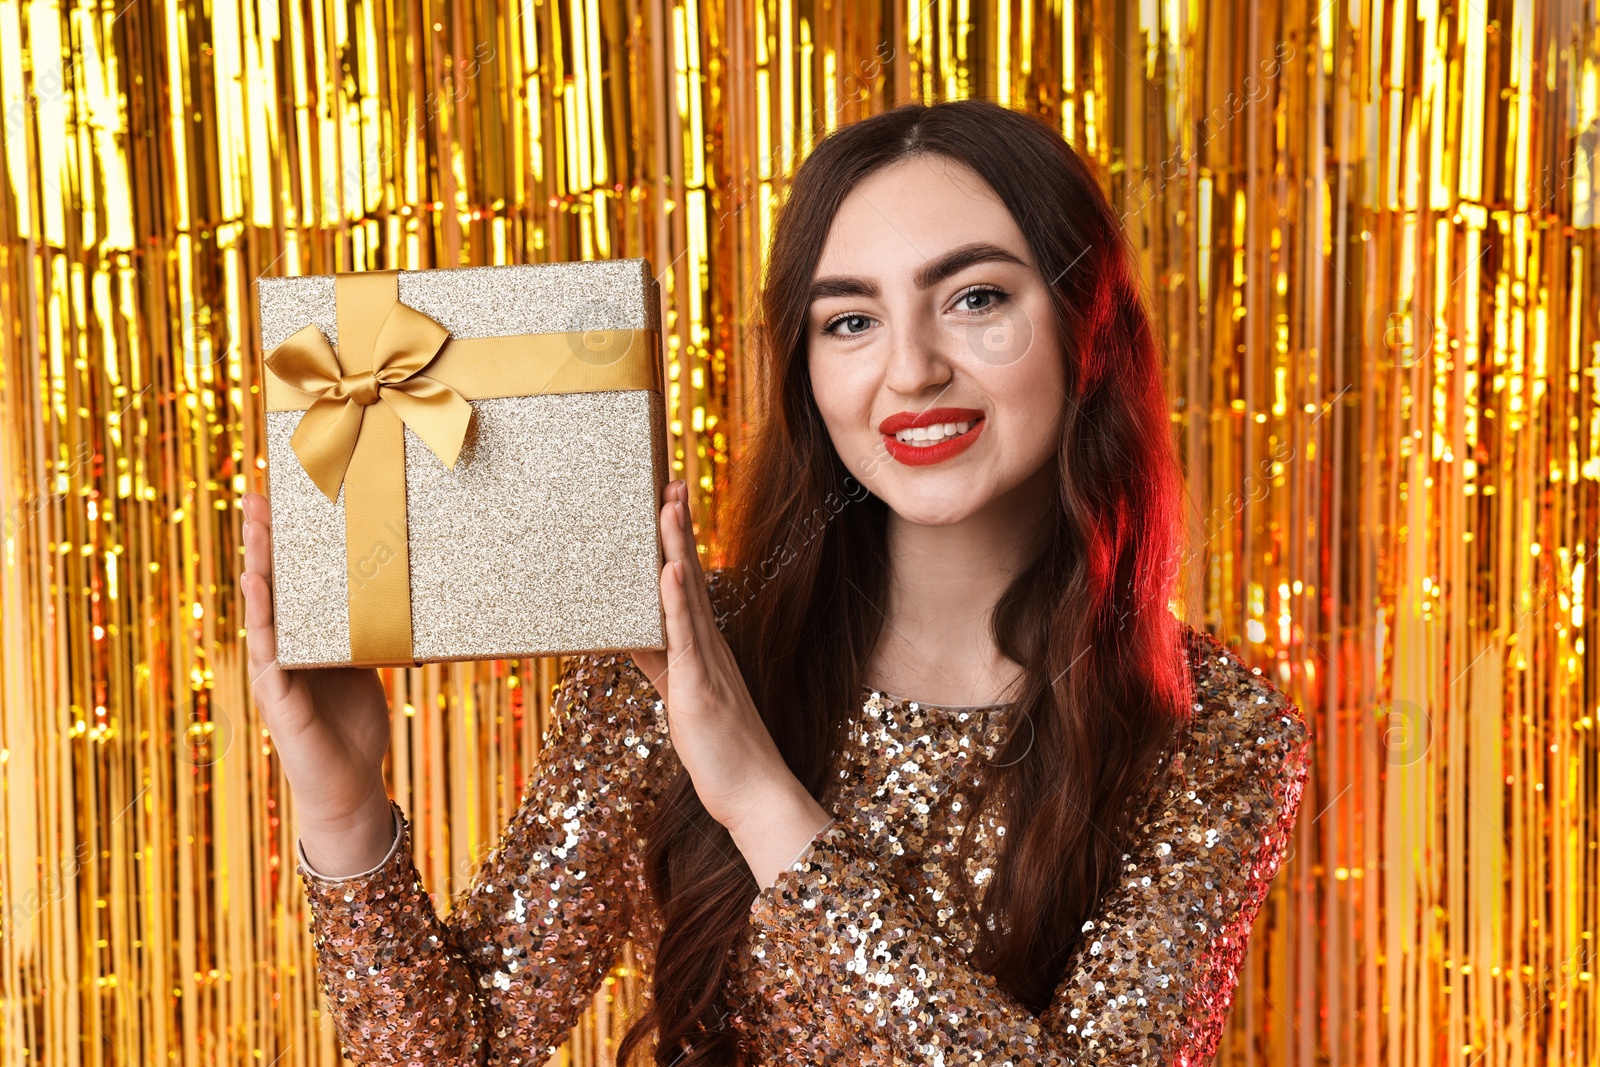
[808,242,1029,304]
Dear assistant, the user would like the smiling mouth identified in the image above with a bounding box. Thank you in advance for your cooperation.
[888,417,983,446]
[879,417,987,467]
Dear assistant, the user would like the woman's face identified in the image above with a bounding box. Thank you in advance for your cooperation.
[806,153,1067,525]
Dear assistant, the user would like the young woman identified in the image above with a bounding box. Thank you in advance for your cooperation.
[241,98,1310,1066]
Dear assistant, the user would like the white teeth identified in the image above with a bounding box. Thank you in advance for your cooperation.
[894,420,973,445]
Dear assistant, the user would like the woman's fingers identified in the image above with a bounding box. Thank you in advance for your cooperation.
[660,558,706,703]
[666,487,719,646]
[242,494,274,588]
[630,482,693,697]
[662,493,718,665]
[240,494,291,708]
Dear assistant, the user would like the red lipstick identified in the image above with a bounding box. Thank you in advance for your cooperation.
[878,407,986,468]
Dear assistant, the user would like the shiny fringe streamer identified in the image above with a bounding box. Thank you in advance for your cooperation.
[0,1,1596,1065]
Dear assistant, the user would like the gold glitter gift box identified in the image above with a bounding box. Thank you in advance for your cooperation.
[255,259,669,669]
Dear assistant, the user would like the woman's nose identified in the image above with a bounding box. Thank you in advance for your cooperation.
[879,314,953,395]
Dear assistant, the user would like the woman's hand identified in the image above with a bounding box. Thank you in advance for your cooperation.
[628,480,832,888]
[240,492,398,876]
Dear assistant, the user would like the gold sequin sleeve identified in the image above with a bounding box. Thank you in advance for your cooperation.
[293,649,670,1065]
[743,632,1311,1065]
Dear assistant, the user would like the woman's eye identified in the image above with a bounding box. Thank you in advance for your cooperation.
[823,313,872,336]
[955,286,1007,313]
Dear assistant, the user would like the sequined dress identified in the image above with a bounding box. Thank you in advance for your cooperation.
[294,594,1311,1066]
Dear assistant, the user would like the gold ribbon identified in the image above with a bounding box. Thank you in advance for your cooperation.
[261,270,661,666]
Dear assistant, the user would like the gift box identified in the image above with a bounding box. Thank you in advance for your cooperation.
[255,259,668,669]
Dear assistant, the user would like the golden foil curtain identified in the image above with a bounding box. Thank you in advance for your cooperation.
[0,0,1595,1064]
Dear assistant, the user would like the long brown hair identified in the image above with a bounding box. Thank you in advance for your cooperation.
[616,98,1193,1066]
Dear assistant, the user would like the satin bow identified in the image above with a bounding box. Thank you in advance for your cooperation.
[264,302,472,502]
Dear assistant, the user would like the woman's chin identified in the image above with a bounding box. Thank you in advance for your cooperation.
[877,484,990,528]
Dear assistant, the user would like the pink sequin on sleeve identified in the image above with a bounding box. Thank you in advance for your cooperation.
[294,650,672,1066]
